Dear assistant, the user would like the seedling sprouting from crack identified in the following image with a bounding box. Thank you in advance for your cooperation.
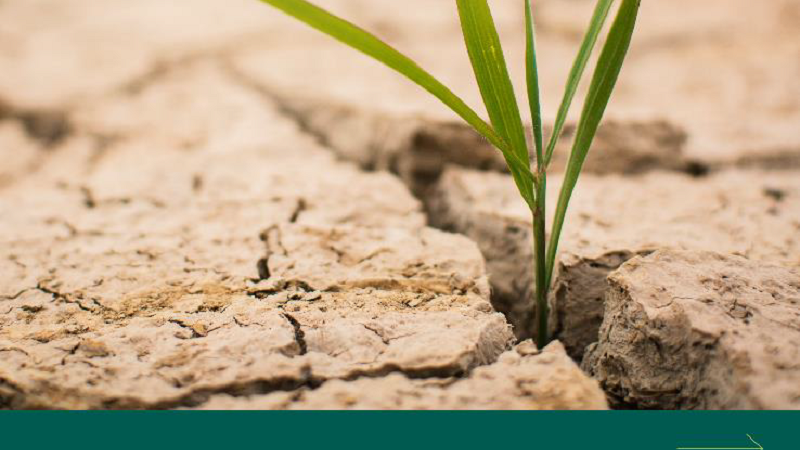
[259,0,641,346]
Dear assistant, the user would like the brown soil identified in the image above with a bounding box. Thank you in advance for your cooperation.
[583,250,800,410]
[1,0,798,409]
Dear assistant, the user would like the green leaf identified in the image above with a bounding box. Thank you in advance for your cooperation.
[525,0,544,169]
[545,0,641,288]
[259,0,534,206]
[543,0,614,167]
[258,0,493,142]
[456,0,534,208]
[526,0,550,345]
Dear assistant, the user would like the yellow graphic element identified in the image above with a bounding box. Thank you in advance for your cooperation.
[677,434,763,450]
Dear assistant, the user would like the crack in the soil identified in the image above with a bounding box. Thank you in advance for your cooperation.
[281,312,308,356]
[221,62,333,149]
[259,225,287,256]
[168,319,208,339]
[60,342,80,366]
[34,283,68,303]
[254,224,290,282]
[0,288,35,301]
[115,51,230,97]
[0,347,29,357]
[289,198,306,224]
[32,282,112,316]
[361,323,390,346]
[255,258,271,281]
[100,370,317,410]
[77,185,165,210]
[0,99,73,148]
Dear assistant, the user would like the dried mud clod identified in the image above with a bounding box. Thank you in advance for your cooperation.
[0,61,539,410]
[194,341,608,410]
[582,250,800,410]
[0,170,514,408]
[428,167,800,356]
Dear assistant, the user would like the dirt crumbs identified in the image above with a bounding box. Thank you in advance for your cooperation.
[583,250,800,410]
[195,341,607,410]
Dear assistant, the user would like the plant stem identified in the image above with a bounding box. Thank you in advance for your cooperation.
[533,170,549,347]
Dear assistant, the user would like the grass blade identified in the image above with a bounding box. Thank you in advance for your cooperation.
[259,0,534,205]
[545,0,641,288]
[456,0,535,208]
[543,0,614,167]
[259,0,492,140]
[525,0,549,344]
[525,0,544,168]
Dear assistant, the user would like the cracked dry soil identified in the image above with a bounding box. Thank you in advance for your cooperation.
[1,0,799,410]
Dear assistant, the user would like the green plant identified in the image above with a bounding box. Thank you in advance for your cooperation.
[259,0,641,346]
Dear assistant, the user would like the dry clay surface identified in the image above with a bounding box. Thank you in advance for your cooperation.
[1,0,800,410]
[584,250,800,410]
[429,168,800,357]
[0,53,603,409]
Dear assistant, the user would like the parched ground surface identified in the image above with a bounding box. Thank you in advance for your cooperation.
[1,0,799,409]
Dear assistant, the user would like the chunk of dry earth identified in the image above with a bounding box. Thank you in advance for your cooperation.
[583,250,800,410]
[429,167,800,358]
[196,341,607,410]
[0,59,610,410]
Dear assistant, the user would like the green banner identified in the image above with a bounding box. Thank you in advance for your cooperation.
[1,412,796,450]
